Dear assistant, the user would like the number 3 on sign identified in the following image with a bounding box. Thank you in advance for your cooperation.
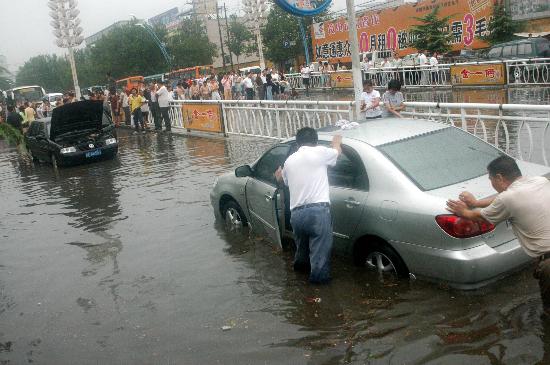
[463,13,474,46]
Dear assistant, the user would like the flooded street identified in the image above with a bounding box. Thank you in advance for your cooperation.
[1,129,549,364]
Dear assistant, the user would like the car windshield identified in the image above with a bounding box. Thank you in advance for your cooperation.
[377,127,503,191]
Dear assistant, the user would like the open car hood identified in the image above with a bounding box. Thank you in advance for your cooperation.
[49,100,104,140]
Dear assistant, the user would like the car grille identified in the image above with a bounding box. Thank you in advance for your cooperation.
[77,140,104,151]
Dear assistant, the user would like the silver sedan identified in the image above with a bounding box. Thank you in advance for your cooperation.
[210,118,550,289]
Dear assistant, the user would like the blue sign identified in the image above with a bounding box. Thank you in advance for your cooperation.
[274,0,332,16]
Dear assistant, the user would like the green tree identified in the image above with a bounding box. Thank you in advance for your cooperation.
[167,18,218,69]
[88,21,169,81]
[16,54,72,92]
[410,6,453,54]
[261,6,303,67]
[483,2,524,45]
[227,16,254,69]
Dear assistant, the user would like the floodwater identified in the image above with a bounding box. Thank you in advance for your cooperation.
[1,129,549,364]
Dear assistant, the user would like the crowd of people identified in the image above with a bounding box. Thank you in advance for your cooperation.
[164,68,296,102]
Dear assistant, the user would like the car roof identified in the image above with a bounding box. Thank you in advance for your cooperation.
[317,118,449,146]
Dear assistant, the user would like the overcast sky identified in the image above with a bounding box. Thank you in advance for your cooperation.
[1,0,348,73]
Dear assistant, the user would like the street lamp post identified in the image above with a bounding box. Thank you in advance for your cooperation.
[48,0,84,99]
[131,16,172,70]
[243,0,267,70]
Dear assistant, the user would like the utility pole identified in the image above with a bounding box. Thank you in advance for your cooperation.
[216,4,227,69]
[346,0,363,118]
[223,3,234,69]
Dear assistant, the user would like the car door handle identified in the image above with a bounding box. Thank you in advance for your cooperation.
[264,194,273,202]
[344,199,360,207]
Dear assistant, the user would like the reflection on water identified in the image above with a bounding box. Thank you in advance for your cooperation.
[0,131,549,364]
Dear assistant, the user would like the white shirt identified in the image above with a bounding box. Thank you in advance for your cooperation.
[156,85,170,108]
[481,176,550,257]
[301,66,310,79]
[418,53,428,66]
[282,145,338,210]
[361,90,382,118]
[121,93,129,108]
[429,56,439,70]
[243,77,254,89]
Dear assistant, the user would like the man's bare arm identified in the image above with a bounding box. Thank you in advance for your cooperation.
[331,135,342,156]
[459,191,497,208]
[446,199,489,223]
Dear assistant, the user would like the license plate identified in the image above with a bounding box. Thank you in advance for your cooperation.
[85,149,102,158]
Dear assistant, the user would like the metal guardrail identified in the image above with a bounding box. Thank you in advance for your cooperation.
[284,58,550,89]
[169,100,550,166]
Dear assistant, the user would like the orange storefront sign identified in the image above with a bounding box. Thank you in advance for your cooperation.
[312,0,493,63]
[450,64,506,86]
[331,71,354,88]
[182,103,224,134]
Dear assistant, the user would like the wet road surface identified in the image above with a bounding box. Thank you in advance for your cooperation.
[1,129,550,364]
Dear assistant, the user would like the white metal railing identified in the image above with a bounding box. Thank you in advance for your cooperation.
[284,58,550,89]
[169,100,550,166]
[505,58,550,85]
[402,102,550,166]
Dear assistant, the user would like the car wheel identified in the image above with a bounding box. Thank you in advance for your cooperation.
[354,240,408,278]
[51,153,58,169]
[221,200,247,230]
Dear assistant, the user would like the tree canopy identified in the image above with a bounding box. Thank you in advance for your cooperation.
[483,2,524,45]
[227,16,254,68]
[410,6,453,54]
[14,18,219,90]
[261,5,304,67]
[167,18,218,69]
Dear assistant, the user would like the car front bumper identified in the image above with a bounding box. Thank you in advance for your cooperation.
[57,144,118,166]
[392,238,532,289]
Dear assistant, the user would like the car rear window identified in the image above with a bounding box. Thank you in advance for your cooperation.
[377,127,503,191]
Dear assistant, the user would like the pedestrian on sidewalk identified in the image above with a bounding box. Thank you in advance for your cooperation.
[360,79,382,119]
[109,88,120,126]
[275,127,342,284]
[381,79,405,118]
[190,81,200,100]
[150,83,160,128]
[300,63,310,97]
[129,88,145,133]
[210,77,221,100]
[121,89,131,126]
[243,73,254,100]
[155,80,172,132]
[447,156,550,314]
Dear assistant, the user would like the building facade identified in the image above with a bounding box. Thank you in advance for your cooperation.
[85,20,131,46]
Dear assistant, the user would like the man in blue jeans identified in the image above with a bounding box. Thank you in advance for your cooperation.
[275,127,342,283]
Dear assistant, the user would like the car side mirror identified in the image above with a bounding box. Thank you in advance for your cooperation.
[235,165,253,178]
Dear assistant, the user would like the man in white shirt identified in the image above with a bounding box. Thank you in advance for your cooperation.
[360,79,382,119]
[447,156,550,313]
[429,52,439,84]
[418,50,428,84]
[120,90,130,126]
[300,64,311,96]
[275,127,342,283]
[155,80,171,132]
[243,73,254,100]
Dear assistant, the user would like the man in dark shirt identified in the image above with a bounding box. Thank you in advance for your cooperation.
[6,105,23,132]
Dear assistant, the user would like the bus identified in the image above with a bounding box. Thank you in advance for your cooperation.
[168,65,212,84]
[116,76,144,93]
[143,73,167,84]
[3,85,46,107]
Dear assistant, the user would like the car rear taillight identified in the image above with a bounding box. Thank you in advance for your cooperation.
[435,214,495,238]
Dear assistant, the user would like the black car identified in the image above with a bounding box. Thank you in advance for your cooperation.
[25,100,118,168]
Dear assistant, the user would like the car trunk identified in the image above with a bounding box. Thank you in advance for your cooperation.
[427,160,550,248]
